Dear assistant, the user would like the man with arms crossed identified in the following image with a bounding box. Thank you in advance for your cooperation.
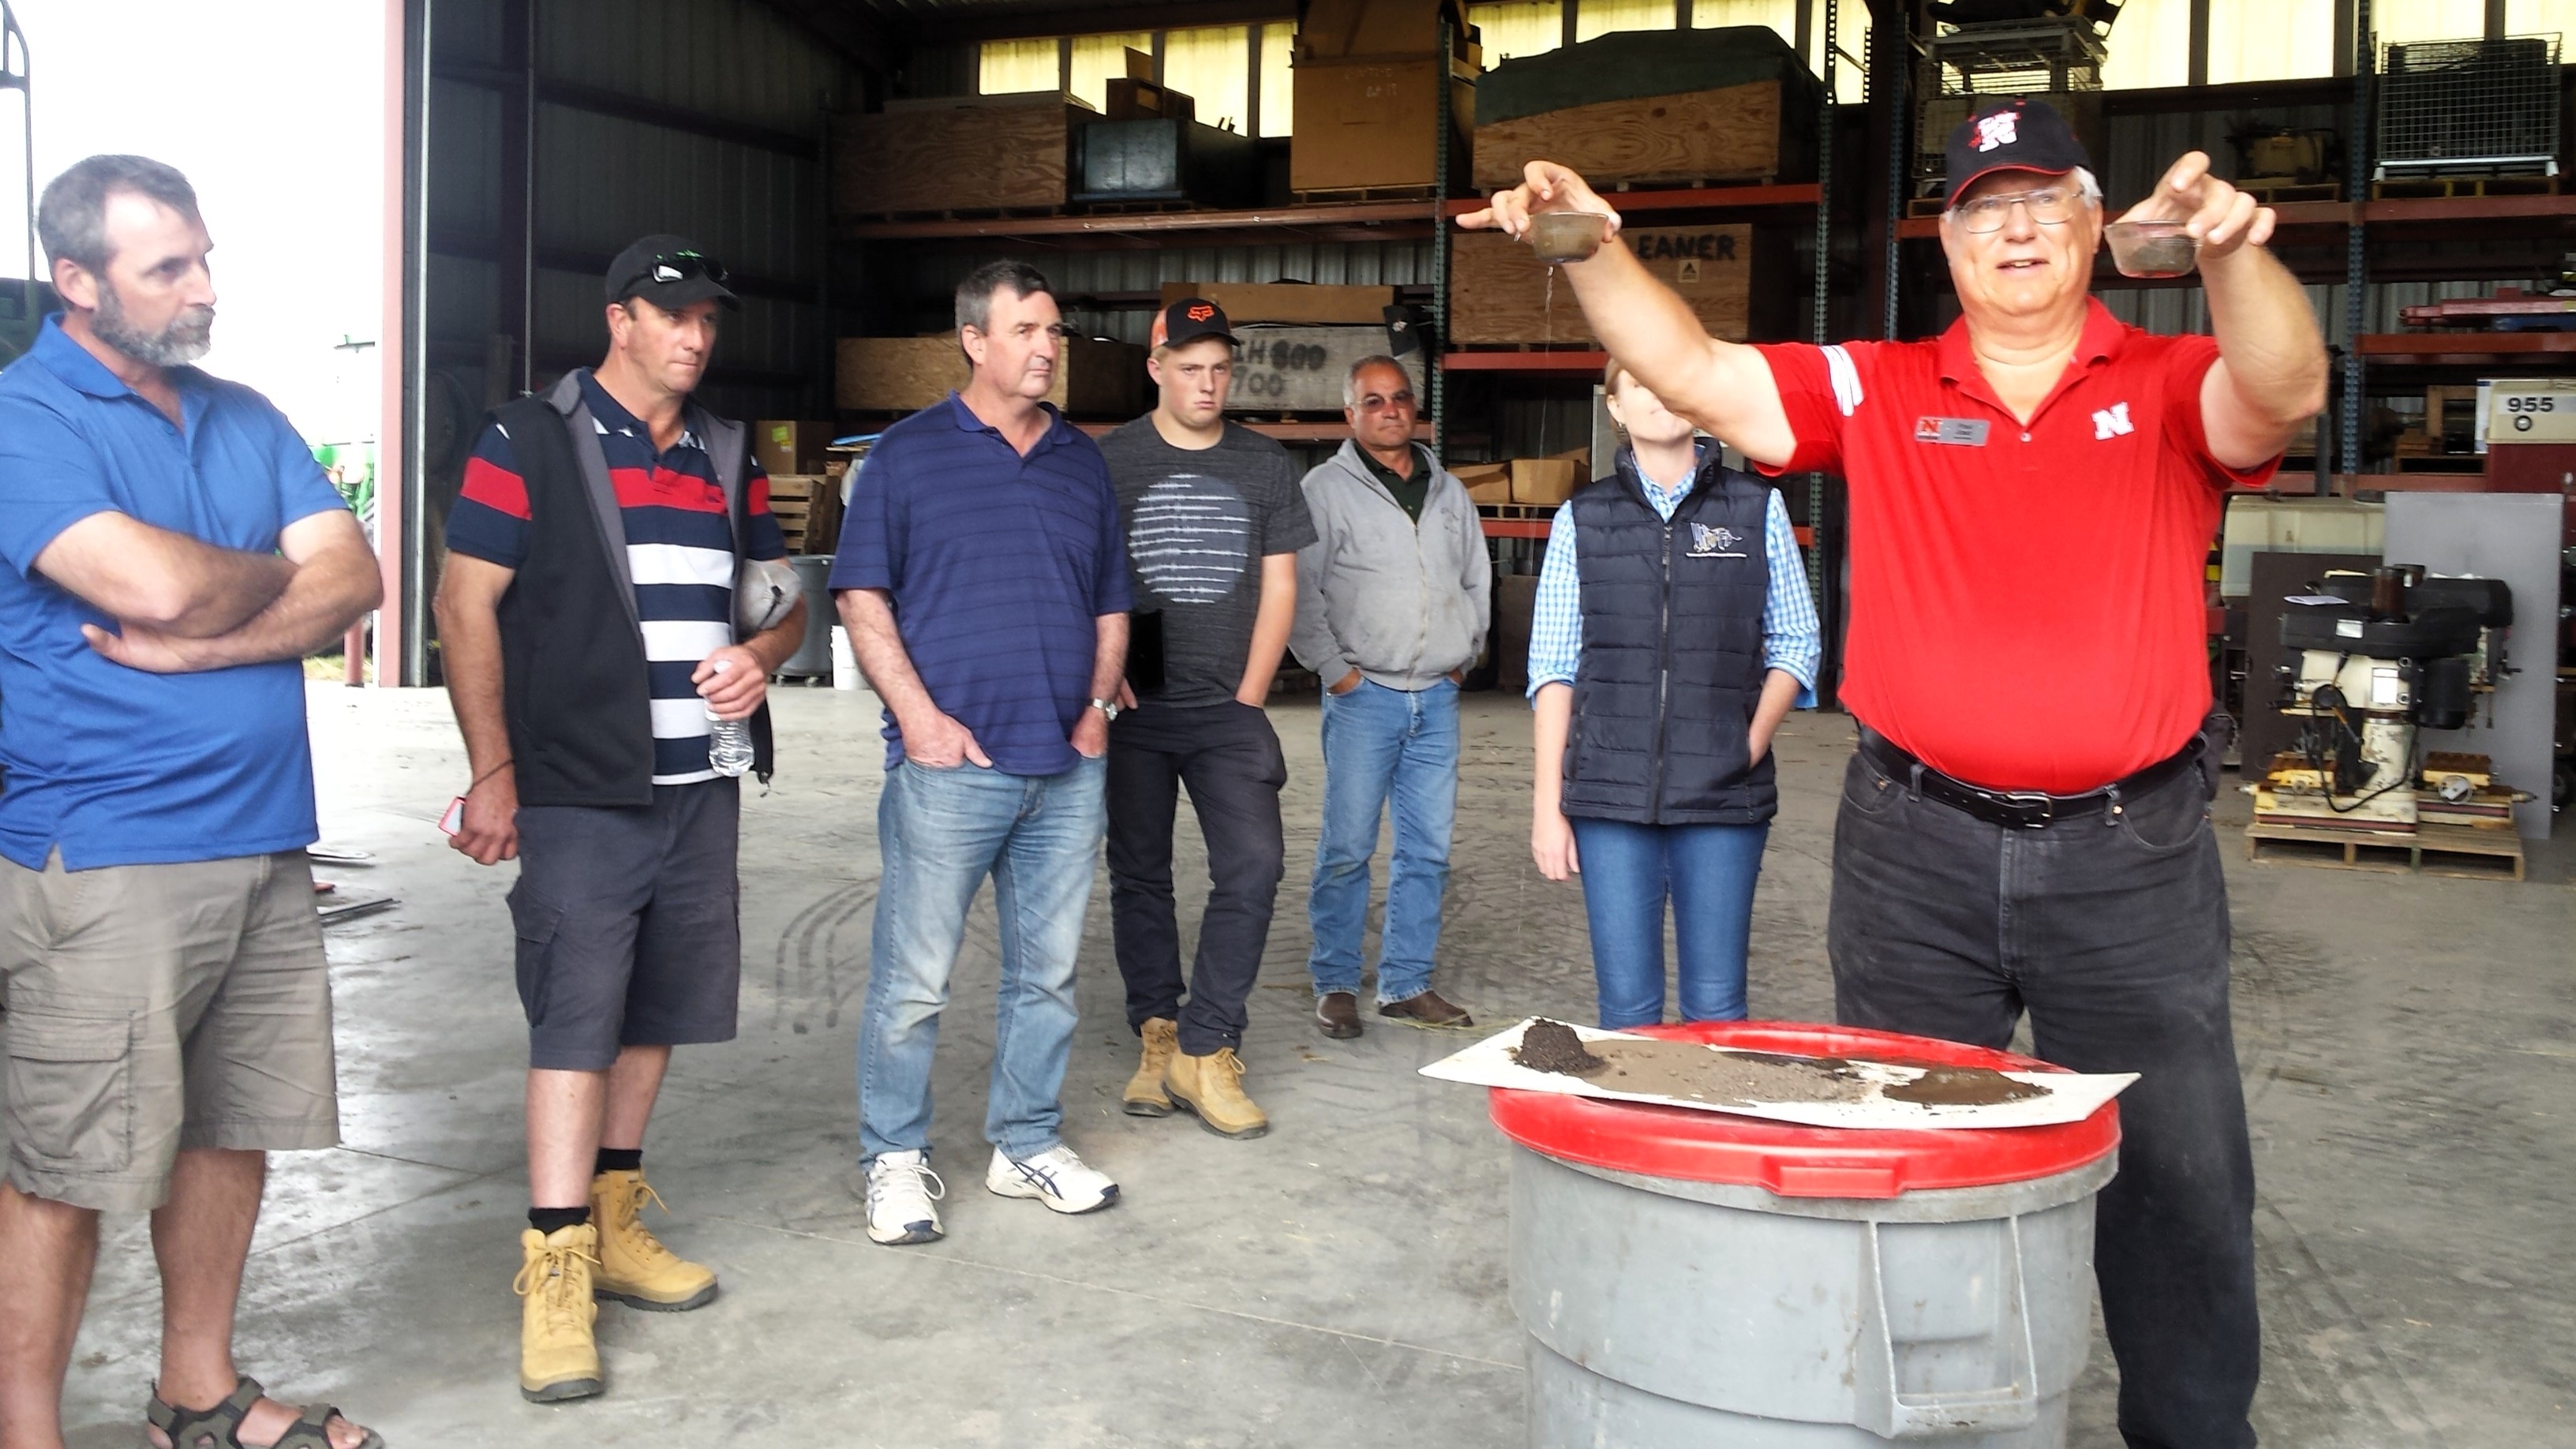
[437,236,804,1402]
[1290,357,1491,1039]
[0,155,382,1449]
[1468,99,2327,1448]
[1099,298,1314,1139]
[834,260,1130,1245]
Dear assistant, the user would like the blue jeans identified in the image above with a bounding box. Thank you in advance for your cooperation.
[1567,816,1769,1028]
[1307,680,1458,1005]
[858,755,1106,1165]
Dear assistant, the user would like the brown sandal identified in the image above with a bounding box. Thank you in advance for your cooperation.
[146,1375,385,1449]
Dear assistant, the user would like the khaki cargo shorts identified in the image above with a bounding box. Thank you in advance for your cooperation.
[1,849,341,1211]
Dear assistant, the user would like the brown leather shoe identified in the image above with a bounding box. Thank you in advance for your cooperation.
[1314,991,1362,1039]
[1378,989,1474,1028]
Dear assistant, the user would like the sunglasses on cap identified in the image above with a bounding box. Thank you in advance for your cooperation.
[616,249,729,297]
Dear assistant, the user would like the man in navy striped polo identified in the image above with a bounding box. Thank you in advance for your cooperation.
[832,259,1132,1247]
[435,235,808,1403]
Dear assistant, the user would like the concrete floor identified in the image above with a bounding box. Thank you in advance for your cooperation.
[47,684,2575,1448]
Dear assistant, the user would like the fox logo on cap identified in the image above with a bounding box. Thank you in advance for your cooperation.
[1975,111,2019,153]
[1187,303,1214,322]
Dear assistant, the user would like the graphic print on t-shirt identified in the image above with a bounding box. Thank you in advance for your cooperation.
[1129,474,1252,606]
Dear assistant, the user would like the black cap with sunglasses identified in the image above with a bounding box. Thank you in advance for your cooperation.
[605,234,739,311]
[1942,97,2094,208]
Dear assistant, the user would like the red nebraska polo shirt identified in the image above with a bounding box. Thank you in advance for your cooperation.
[1756,299,2276,794]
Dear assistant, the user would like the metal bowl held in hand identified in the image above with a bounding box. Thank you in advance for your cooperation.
[1492,1021,2121,1448]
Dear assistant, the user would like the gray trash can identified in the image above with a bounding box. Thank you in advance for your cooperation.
[777,554,836,680]
[1489,1021,2121,1448]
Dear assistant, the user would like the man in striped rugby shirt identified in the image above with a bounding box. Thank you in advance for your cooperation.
[434,235,807,1404]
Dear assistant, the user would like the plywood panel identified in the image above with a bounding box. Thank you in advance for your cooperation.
[834,94,1083,215]
[1473,81,1787,193]
[1449,225,1758,345]
[1159,282,1395,325]
[837,335,1146,418]
[1227,324,1424,414]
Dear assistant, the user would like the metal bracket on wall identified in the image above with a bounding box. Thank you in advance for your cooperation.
[2339,0,2372,494]
[1431,15,1452,467]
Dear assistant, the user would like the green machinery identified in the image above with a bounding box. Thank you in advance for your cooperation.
[0,0,47,371]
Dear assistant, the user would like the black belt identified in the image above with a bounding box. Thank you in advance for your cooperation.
[1857,729,2203,831]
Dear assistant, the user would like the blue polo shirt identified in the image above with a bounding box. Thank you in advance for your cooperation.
[0,316,350,870]
[829,393,1131,776]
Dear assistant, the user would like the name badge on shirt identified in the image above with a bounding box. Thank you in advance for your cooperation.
[1913,416,1990,447]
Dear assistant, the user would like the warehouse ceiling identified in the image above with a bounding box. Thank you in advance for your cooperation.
[765,0,1296,63]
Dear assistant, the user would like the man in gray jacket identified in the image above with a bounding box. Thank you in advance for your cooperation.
[1290,355,1492,1039]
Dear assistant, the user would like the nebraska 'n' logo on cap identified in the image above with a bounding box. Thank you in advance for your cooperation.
[1187,304,1215,321]
[1975,112,2018,153]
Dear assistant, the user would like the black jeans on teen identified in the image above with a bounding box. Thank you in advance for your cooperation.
[1106,700,1290,1058]
[1828,736,2259,1449]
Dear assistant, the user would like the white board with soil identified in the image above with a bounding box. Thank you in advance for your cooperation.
[1423,1018,2135,1131]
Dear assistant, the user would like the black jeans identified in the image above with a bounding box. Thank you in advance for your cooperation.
[1106,701,1289,1057]
[1828,742,2258,1449]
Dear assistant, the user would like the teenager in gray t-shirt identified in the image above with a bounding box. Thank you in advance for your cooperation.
[1099,302,1316,1141]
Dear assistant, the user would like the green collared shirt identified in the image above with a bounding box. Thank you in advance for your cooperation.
[1357,443,1429,523]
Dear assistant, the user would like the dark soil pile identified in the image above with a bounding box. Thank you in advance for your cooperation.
[1512,1018,1607,1075]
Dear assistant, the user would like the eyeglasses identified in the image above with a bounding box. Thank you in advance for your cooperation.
[1951,187,2082,234]
[616,249,728,298]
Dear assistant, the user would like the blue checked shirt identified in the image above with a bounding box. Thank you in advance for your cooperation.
[1526,450,1821,709]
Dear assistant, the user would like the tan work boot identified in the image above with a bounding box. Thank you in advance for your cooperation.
[1166,1046,1269,1140]
[588,1169,719,1311]
[513,1224,603,1403]
[1122,1017,1179,1117]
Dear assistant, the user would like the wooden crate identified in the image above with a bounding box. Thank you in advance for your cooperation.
[1228,324,1422,414]
[1472,28,1815,193]
[1159,282,1394,325]
[833,93,1090,215]
[1290,55,1476,194]
[836,335,1146,418]
[1447,223,1786,346]
[765,473,842,556]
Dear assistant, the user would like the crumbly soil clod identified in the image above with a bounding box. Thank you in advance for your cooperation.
[1512,1018,1608,1076]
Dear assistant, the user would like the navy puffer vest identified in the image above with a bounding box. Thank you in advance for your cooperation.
[1558,449,1777,826]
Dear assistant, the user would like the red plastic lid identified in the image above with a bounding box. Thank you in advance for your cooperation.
[1487,1020,2121,1200]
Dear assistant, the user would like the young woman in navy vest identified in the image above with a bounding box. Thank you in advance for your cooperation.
[1527,361,1822,1027]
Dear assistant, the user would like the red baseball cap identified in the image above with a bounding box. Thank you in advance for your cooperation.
[1943,98,2092,208]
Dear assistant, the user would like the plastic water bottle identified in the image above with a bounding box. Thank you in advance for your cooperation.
[706,660,754,777]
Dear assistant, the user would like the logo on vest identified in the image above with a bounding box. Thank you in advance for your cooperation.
[2092,401,2134,440]
[1688,522,1747,558]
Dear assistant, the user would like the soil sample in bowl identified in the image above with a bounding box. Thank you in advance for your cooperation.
[1528,210,1610,264]
[2106,222,2198,279]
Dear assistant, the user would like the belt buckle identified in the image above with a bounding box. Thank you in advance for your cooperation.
[1998,790,2056,829]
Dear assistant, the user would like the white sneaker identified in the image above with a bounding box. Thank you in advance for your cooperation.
[985,1144,1119,1215]
[864,1150,945,1245]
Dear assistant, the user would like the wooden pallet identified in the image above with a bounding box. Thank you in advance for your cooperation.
[2245,820,2525,881]
[1601,174,1780,193]
[1474,502,1558,521]
[2237,178,2342,202]
[2370,174,2561,200]
[1906,195,1948,218]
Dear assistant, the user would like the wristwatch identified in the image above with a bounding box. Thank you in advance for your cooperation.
[1089,697,1122,721]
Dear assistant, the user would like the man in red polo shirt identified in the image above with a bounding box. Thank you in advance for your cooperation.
[1466,99,2325,1448]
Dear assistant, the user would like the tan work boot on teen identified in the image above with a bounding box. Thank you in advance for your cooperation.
[514,1224,604,1403]
[1122,1017,1179,1116]
[1165,1046,1269,1139]
[589,1169,719,1310]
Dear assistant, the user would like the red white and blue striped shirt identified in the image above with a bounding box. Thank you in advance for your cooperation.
[447,373,787,784]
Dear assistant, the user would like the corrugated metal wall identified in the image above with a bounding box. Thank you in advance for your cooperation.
[410,0,848,678]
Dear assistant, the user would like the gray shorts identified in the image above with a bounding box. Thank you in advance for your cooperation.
[510,779,742,1071]
[2,849,341,1212]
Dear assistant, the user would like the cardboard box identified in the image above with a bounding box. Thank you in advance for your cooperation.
[833,92,1090,215]
[1454,461,1511,504]
[1511,449,1589,507]
[2480,377,2576,447]
[1451,223,1786,345]
[837,335,1146,417]
[1290,56,1475,193]
[1298,0,1474,61]
[1159,282,1395,326]
[754,420,837,479]
[1228,324,1424,414]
